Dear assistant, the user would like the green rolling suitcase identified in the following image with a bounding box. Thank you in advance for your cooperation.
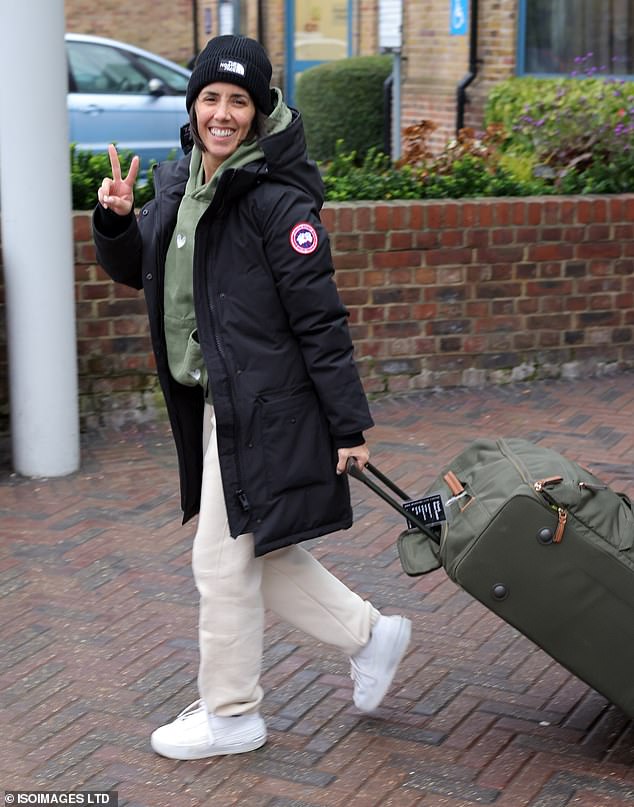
[348,438,634,718]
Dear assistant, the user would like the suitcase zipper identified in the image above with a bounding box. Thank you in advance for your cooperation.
[534,478,567,543]
[498,443,571,545]
[554,508,567,543]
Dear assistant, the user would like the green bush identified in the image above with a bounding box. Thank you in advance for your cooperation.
[70,144,159,210]
[321,130,548,202]
[295,55,393,162]
[485,59,634,193]
[323,146,423,201]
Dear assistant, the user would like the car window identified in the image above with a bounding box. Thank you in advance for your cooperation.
[67,41,149,94]
[134,55,189,93]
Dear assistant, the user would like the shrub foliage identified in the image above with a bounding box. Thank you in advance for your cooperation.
[295,55,393,162]
[486,57,634,193]
[70,144,157,210]
[322,122,547,201]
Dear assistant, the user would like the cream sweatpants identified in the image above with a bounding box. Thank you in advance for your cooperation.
[192,405,379,717]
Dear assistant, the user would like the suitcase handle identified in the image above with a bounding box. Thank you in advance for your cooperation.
[346,459,440,545]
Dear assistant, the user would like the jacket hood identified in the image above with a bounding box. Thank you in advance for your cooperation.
[257,107,324,208]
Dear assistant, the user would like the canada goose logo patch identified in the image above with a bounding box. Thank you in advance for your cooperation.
[290,223,318,254]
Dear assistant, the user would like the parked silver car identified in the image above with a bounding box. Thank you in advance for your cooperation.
[66,33,191,170]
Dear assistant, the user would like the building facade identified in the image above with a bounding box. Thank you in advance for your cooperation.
[64,1,633,152]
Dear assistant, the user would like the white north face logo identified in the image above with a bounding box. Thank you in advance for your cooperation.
[219,59,246,76]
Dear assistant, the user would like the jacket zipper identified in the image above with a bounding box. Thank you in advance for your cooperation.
[152,172,167,324]
[197,181,250,515]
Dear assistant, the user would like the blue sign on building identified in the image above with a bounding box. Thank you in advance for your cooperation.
[450,0,468,36]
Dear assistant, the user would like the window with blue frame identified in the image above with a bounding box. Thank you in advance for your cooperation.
[518,0,633,76]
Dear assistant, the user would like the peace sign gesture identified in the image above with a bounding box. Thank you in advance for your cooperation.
[97,144,140,216]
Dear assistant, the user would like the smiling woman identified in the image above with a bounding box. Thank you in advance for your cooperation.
[91,33,411,765]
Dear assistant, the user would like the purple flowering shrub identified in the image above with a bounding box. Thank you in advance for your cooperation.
[485,55,634,193]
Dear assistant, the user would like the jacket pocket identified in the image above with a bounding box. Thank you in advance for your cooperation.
[261,389,333,496]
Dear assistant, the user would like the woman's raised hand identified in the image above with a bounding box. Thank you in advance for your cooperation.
[97,144,140,216]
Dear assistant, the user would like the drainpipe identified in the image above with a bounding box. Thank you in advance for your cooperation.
[192,0,199,57]
[455,0,480,136]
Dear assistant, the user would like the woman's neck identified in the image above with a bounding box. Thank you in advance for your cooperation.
[201,153,222,184]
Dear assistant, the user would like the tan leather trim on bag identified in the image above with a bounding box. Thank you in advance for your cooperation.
[444,470,464,496]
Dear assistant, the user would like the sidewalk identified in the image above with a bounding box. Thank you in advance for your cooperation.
[1,375,633,807]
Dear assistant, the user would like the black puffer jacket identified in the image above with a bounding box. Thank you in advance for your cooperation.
[93,110,373,556]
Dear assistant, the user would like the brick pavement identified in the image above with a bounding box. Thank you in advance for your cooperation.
[1,375,634,807]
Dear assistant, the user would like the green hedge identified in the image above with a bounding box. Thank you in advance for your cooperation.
[295,55,393,162]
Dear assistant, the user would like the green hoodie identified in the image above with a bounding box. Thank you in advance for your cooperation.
[163,90,292,396]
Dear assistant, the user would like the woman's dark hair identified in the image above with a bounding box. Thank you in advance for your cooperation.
[188,105,206,153]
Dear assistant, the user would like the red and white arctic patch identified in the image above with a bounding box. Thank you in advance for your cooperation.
[290,222,318,254]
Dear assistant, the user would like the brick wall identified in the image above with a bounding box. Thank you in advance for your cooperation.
[322,196,634,393]
[65,0,198,65]
[1,196,631,431]
[401,0,518,151]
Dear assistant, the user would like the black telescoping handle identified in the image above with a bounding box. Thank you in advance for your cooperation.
[346,459,440,545]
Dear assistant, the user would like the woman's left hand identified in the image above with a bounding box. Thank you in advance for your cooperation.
[336,444,370,475]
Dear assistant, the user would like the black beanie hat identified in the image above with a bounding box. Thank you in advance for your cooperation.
[186,35,273,114]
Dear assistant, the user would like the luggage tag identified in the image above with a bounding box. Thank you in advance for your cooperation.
[402,492,451,530]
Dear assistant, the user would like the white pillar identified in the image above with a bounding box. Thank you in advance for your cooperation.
[0,0,80,476]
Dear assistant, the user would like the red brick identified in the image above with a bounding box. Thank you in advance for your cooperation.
[440,230,464,247]
[390,231,414,249]
[363,269,388,286]
[476,246,523,264]
[409,204,425,229]
[320,208,335,230]
[362,233,388,250]
[426,204,443,229]
[334,269,361,288]
[492,202,513,225]
[72,213,93,241]
[415,230,441,249]
[374,250,424,268]
[392,205,411,229]
[424,248,473,266]
[80,282,111,300]
[375,204,393,231]
[527,243,574,261]
[527,202,542,225]
[354,206,373,231]
[576,243,623,260]
[334,234,361,251]
[334,253,370,270]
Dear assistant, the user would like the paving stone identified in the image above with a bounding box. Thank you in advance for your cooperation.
[2,376,634,805]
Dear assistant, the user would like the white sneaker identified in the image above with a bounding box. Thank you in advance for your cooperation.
[150,700,267,760]
[350,614,412,713]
